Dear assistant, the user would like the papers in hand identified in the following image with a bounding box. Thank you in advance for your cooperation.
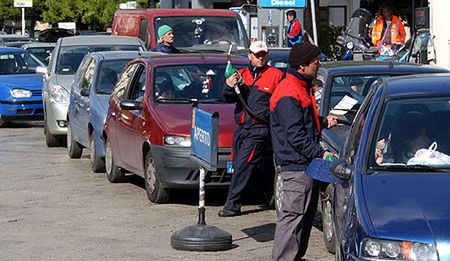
[330,95,358,115]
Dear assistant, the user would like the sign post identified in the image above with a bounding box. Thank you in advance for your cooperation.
[14,0,33,36]
[171,104,232,252]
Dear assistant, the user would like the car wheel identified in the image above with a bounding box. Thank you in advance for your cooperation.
[44,117,61,147]
[105,138,124,183]
[273,158,283,215]
[144,153,169,203]
[89,133,105,173]
[0,116,7,127]
[67,124,83,158]
[322,184,336,254]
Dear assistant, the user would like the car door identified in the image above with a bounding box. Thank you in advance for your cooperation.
[72,57,96,146]
[115,63,147,172]
[333,85,376,249]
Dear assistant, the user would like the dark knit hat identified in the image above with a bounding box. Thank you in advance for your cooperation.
[288,42,321,68]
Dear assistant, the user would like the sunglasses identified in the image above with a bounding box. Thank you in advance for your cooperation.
[251,51,268,58]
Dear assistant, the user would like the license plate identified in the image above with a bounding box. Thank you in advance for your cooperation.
[227,161,234,174]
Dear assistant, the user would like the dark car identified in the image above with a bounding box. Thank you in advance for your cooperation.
[272,61,450,248]
[67,51,142,172]
[308,74,450,260]
[103,53,248,203]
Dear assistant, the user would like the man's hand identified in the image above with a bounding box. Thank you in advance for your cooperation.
[225,72,238,88]
[325,115,338,128]
[375,139,385,165]
[322,151,337,160]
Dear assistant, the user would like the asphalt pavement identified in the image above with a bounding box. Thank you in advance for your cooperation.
[0,122,334,261]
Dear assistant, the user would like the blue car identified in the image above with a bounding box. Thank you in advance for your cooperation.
[309,74,450,260]
[0,47,45,126]
[67,51,142,172]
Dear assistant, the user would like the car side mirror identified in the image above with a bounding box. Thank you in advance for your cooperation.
[329,159,351,180]
[80,88,90,97]
[36,66,47,75]
[120,99,142,111]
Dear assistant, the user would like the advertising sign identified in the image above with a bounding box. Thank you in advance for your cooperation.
[260,0,306,9]
[191,106,218,171]
[14,0,32,7]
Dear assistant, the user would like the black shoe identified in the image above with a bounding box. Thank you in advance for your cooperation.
[218,209,241,217]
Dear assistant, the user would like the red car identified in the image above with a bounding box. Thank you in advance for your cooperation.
[103,53,248,203]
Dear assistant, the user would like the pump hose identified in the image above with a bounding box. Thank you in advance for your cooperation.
[233,73,269,124]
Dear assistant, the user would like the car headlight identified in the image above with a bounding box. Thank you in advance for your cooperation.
[361,238,438,260]
[49,84,69,104]
[164,135,191,147]
[10,89,32,98]
[346,41,354,50]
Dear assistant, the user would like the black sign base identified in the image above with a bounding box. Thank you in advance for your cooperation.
[171,208,232,251]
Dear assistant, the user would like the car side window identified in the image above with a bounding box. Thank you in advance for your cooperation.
[77,57,96,93]
[114,63,138,101]
[342,85,376,165]
[127,64,146,102]
[139,18,151,50]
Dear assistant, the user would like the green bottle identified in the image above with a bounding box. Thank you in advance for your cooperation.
[325,154,336,161]
[224,61,236,78]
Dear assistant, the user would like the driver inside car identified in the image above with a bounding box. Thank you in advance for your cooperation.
[203,22,237,45]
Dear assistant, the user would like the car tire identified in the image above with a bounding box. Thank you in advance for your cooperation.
[105,138,124,183]
[44,115,61,147]
[322,184,336,254]
[273,157,283,215]
[144,153,169,203]
[0,116,6,127]
[67,124,83,158]
[89,133,105,173]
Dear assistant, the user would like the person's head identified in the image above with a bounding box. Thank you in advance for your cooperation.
[248,41,269,68]
[286,9,297,22]
[288,42,321,78]
[381,4,394,21]
[399,111,429,152]
[158,25,174,45]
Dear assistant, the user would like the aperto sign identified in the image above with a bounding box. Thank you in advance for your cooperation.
[191,106,218,171]
[260,0,306,8]
[14,0,32,7]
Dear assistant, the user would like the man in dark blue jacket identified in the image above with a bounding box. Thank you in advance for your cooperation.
[151,25,180,54]
[270,42,337,260]
[218,41,284,217]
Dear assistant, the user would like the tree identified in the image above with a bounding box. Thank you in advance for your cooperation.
[0,0,21,31]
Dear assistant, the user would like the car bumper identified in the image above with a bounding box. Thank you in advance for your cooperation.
[0,99,43,121]
[45,102,68,135]
[150,144,232,189]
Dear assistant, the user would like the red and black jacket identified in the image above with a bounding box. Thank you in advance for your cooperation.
[223,65,284,129]
[270,67,325,171]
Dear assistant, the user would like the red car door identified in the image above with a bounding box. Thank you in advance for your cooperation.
[115,63,147,173]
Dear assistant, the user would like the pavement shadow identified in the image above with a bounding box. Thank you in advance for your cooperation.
[241,222,276,242]
[1,121,43,128]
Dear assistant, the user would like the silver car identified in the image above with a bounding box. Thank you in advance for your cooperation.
[42,35,145,147]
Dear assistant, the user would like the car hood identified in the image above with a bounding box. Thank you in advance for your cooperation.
[55,74,75,91]
[150,103,236,147]
[363,174,450,256]
[0,74,43,91]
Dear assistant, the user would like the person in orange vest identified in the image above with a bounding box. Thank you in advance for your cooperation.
[371,5,406,50]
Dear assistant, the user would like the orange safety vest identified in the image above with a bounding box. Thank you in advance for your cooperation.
[371,15,406,48]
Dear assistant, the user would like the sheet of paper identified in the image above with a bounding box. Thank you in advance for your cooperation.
[330,95,358,115]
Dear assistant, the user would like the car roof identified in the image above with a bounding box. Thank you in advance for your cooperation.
[139,53,248,66]
[382,73,450,98]
[115,8,238,17]
[0,34,31,40]
[88,51,158,60]
[58,35,142,46]
[0,47,31,53]
[320,61,449,75]
[22,42,56,48]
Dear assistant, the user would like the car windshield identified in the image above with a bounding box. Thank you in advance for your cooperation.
[0,53,39,74]
[370,96,450,171]
[27,46,54,65]
[154,16,247,50]
[153,63,245,103]
[57,45,141,74]
[95,59,130,95]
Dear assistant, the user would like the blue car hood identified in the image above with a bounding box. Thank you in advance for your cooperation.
[0,74,43,91]
[55,74,75,92]
[363,174,450,257]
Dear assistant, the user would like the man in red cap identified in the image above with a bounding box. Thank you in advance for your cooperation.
[218,41,284,217]
[270,42,337,260]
